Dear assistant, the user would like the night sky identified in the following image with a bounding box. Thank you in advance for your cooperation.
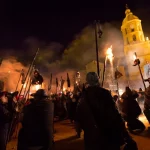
[0,0,150,50]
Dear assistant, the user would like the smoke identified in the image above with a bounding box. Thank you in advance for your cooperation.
[0,58,27,92]
[0,37,64,92]
[0,23,131,92]
[1,5,150,92]
[59,22,124,71]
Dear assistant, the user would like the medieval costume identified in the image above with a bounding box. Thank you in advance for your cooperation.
[143,86,150,124]
[31,69,44,85]
[76,72,131,150]
[0,92,12,150]
[121,87,145,132]
[17,89,54,150]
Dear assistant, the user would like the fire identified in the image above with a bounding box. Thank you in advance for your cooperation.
[133,53,137,60]
[23,83,26,88]
[106,45,113,60]
[63,88,66,91]
[119,89,123,95]
[35,84,41,91]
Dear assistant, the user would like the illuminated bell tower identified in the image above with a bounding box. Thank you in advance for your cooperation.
[121,5,150,89]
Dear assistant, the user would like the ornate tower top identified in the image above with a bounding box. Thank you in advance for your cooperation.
[123,4,139,24]
[121,4,145,46]
[125,4,130,14]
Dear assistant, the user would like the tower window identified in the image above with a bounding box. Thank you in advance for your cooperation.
[131,28,134,32]
[125,29,127,34]
[133,35,136,41]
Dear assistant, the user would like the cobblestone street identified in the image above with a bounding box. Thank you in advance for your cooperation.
[7,114,150,150]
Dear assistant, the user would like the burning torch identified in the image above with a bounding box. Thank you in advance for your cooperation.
[102,46,114,87]
[133,52,146,90]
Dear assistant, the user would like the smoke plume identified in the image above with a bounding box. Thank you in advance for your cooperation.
[1,5,150,92]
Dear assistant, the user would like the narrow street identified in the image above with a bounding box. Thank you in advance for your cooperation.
[7,114,150,150]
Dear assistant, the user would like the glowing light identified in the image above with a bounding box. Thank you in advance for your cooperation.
[35,84,41,91]
[63,88,66,91]
[119,89,123,95]
[106,45,113,61]
[139,114,149,125]
[23,83,26,88]
[146,37,149,41]
[8,71,11,73]
[133,53,137,60]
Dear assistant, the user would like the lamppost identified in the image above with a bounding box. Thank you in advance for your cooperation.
[133,52,146,90]
[94,20,103,77]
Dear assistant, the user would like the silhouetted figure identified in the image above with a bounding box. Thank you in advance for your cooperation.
[17,89,54,150]
[31,69,43,85]
[121,87,145,133]
[0,92,12,150]
[144,86,150,124]
[76,72,132,150]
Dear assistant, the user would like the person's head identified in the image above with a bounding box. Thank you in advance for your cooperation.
[86,72,100,87]
[69,93,73,98]
[12,91,19,103]
[31,89,48,100]
[34,69,39,77]
[113,95,118,102]
[125,86,132,95]
[0,91,8,104]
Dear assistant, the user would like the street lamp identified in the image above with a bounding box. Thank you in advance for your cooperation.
[94,20,103,77]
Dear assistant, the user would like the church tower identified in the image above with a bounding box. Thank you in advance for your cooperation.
[121,5,150,88]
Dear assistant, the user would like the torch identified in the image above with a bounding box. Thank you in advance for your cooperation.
[94,20,103,77]
[67,73,71,89]
[15,69,24,91]
[133,52,146,90]
[102,46,113,87]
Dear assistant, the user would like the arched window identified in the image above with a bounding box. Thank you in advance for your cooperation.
[133,35,136,41]
[131,28,134,32]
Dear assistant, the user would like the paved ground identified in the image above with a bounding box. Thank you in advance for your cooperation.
[7,114,150,150]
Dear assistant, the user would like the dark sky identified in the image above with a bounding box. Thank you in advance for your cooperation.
[0,0,150,50]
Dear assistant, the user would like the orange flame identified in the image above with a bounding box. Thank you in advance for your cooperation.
[23,83,26,89]
[106,45,113,60]
[133,53,137,60]
[35,84,41,91]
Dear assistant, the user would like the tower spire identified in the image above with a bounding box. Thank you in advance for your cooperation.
[125,4,128,9]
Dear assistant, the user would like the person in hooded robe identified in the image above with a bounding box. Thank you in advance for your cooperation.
[76,72,132,150]
[31,69,44,85]
[0,91,12,150]
[143,85,150,124]
[121,87,145,133]
[17,89,54,150]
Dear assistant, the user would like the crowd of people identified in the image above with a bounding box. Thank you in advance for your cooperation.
[1,71,150,150]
